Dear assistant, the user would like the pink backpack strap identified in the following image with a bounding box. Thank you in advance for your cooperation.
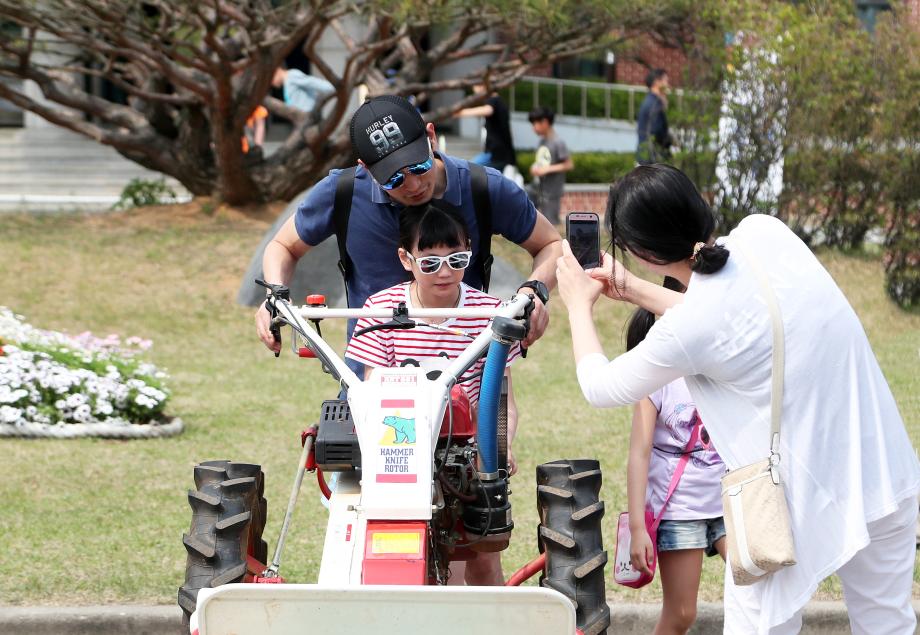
[651,412,703,531]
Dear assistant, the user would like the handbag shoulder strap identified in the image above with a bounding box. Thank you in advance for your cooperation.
[651,413,703,530]
[731,239,785,474]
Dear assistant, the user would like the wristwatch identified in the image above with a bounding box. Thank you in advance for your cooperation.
[518,280,549,305]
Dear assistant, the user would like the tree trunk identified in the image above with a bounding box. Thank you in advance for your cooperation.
[208,104,258,205]
[106,139,212,198]
[250,129,354,204]
[0,0,655,207]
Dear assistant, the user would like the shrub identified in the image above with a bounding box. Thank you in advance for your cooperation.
[882,201,920,309]
[781,144,885,249]
[0,308,170,428]
[113,178,178,210]
[875,11,920,309]
[516,151,635,184]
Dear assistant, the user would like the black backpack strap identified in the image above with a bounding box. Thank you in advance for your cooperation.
[332,166,357,295]
[469,163,493,293]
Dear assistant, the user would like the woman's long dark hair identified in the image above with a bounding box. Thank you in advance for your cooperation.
[605,164,729,275]
[625,276,686,351]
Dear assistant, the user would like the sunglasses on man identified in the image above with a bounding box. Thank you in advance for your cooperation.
[379,140,435,191]
[406,251,472,274]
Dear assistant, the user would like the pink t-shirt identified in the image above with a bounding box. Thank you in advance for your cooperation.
[345,282,520,405]
[647,378,724,520]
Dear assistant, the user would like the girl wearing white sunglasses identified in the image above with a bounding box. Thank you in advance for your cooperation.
[345,204,521,587]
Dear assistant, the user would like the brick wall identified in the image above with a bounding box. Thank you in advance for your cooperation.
[615,36,688,87]
[559,186,609,218]
[909,0,920,25]
[526,64,554,78]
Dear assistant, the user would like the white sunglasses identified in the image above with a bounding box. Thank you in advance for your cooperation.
[406,251,472,274]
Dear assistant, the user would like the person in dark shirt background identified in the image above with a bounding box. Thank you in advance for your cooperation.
[455,84,517,174]
[636,68,675,165]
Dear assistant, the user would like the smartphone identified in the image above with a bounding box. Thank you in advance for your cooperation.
[566,212,601,269]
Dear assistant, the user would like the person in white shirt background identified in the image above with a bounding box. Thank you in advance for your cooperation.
[554,163,920,635]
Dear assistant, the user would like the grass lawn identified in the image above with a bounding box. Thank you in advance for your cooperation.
[1,203,917,606]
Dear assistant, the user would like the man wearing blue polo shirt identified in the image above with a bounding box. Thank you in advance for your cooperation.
[256,95,561,356]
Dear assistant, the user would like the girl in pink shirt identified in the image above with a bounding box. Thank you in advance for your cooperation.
[626,277,726,635]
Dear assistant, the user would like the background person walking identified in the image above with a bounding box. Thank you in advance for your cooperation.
[454,84,518,174]
[527,106,573,225]
[636,69,675,165]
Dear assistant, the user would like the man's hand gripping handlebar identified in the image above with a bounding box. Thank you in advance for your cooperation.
[256,279,291,357]
[255,281,535,396]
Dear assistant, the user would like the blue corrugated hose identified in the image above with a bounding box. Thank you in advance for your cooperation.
[477,338,510,474]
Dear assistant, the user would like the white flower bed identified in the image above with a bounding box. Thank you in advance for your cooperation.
[0,307,181,437]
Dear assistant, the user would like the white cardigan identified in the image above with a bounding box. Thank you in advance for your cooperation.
[577,214,920,631]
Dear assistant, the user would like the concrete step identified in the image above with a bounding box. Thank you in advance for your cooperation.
[0,129,131,157]
[0,174,185,193]
[439,134,481,160]
[0,164,170,175]
[1,196,124,214]
[0,176,177,188]
[0,127,190,211]
[0,192,191,214]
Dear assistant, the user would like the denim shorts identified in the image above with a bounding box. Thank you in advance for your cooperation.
[657,516,726,557]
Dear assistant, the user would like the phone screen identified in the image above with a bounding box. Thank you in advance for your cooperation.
[566,212,601,269]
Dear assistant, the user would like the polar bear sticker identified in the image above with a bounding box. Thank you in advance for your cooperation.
[382,415,416,444]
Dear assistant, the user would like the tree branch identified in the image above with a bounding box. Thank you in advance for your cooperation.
[49,64,197,106]
[0,80,164,155]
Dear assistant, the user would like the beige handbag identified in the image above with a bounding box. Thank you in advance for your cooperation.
[720,241,797,586]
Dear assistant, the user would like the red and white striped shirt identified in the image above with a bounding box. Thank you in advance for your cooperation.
[345,282,521,405]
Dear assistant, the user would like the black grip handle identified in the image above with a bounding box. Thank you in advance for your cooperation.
[270,322,281,358]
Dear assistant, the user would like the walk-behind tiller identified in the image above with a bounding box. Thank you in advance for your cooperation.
[178,282,610,635]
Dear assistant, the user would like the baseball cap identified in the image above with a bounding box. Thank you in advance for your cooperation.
[350,95,430,184]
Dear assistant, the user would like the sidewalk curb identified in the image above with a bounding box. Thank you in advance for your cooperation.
[613,601,920,634]
[0,605,184,635]
[0,600,917,634]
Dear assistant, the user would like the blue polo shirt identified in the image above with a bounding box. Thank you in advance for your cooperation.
[293,152,537,312]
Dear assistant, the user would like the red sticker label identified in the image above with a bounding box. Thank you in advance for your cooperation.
[381,399,414,408]
[376,473,418,483]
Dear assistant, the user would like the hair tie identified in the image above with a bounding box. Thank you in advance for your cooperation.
[691,241,706,261]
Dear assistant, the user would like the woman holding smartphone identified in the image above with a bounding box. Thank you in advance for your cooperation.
[565,212,601,269]
[555,164,919,635]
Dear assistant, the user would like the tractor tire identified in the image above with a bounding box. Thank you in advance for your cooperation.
[536,459,609,635]
[177,460,267,626]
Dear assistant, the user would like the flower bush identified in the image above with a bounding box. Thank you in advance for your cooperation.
[0,307,170,428]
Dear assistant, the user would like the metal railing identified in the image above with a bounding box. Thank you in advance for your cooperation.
[506,75,684,122]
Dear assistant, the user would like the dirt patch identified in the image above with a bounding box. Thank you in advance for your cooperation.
[83,197,284,232]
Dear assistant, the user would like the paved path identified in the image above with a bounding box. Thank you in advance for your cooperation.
[4,600,915,634]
